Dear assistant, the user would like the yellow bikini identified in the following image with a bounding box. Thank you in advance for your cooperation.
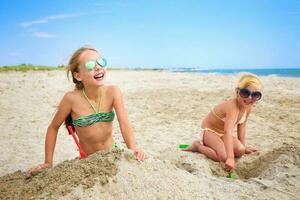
[198,108,247,144]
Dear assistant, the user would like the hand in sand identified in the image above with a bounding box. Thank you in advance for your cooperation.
[133,149,146,162]
[225,158,235,172]
[27,163,52,177]
[245,146,257,154]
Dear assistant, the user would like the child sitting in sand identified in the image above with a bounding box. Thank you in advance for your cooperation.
[184,74,262,172]
[28,45,145,175]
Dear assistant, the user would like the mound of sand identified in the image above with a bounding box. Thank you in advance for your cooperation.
[0,149,122,199]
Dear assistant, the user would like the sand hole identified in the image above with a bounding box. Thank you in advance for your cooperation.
[235,143,300,179]
[209,143,300,179]
[175,162,197,173]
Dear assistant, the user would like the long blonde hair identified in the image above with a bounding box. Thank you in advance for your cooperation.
[66,45,98,90]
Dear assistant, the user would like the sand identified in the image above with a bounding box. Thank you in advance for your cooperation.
[0,70,299,199]
[0,149,122,199]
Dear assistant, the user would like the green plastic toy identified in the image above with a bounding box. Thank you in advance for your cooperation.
[227,171,237,179]
[179,144,190,149]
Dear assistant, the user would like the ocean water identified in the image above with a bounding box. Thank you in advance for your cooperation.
[167,68,300,77]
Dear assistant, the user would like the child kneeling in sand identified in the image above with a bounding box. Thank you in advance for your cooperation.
[184,74,262,172]
[28,45,145,175]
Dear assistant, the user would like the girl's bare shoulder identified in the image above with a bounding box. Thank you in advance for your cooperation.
[217,99,238,113]
[62,90,82,102]
[215,99,234,108]
[104,84,121,95]
[105,84,119,90]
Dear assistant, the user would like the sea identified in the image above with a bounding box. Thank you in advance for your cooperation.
[165,68,300,77]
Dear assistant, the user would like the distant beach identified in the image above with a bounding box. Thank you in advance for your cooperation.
[127,67,300,77]
[169,67,300,77]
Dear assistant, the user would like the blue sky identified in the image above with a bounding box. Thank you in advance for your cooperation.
[0,0,299,69]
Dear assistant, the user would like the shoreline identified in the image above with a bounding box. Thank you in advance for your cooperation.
[1,66,300,78]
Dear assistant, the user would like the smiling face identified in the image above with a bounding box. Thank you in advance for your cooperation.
[236,85,262,107]
[74,49,106,88]
[235,74,263,108]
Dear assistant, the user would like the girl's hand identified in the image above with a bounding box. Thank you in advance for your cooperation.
[245,146,257,154]
[225,158,235,172]
[27,163,52,176]
[133,149,146,162]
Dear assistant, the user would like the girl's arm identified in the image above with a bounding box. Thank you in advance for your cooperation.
[237,108,256,153]
[223,104,238,171]
[112,86,145,161]
[28,93,72,175]
[237,107,251,145]
[112,86,135,149]
[237,123,246,145]
[44,93,73,165]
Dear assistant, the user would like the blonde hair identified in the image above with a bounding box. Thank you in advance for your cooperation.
[66,45,98,90]
[237,73,262,90]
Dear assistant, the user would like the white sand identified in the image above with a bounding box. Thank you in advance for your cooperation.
[0,70,299,199]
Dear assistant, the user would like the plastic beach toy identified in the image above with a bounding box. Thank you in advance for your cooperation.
[227,171,237,179]
[179,144,190,149]
[67,126,87,159]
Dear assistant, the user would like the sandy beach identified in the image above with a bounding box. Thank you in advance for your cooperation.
[0,70,299,199]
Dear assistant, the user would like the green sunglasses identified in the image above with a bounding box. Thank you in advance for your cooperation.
[84,58,107,71]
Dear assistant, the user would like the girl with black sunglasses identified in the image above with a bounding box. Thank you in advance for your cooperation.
[183,74,262,172]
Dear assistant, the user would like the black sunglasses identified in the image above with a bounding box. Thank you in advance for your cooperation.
[238,88,262,101]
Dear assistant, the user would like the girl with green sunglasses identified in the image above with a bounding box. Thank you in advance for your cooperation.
[28,45,146,176]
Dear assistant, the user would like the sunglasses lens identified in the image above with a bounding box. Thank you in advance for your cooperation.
[239,88,250,98]
[97,58,107,68]
[85,61,96,71]
[252,92,262,101]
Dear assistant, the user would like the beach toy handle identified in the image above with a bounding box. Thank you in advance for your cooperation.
[67,126,86,159]
[226,171,237,179]
[179,144,190,149]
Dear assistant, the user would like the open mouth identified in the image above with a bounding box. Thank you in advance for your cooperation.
[94,73,104,80]
[243,99,253,105]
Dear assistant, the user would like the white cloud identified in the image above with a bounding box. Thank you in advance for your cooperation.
[19,13,77,28]
[45,13,77,20]
[19,19,48,27]
[9,52,22,57]
[33,32,56,38]
[19,13,77,39]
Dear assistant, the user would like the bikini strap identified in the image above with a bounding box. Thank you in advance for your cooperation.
[82,89,102,113]
[99,88,105,112]
[237,110,247,124]
[211,108,225,122]
[212,106,242,124]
